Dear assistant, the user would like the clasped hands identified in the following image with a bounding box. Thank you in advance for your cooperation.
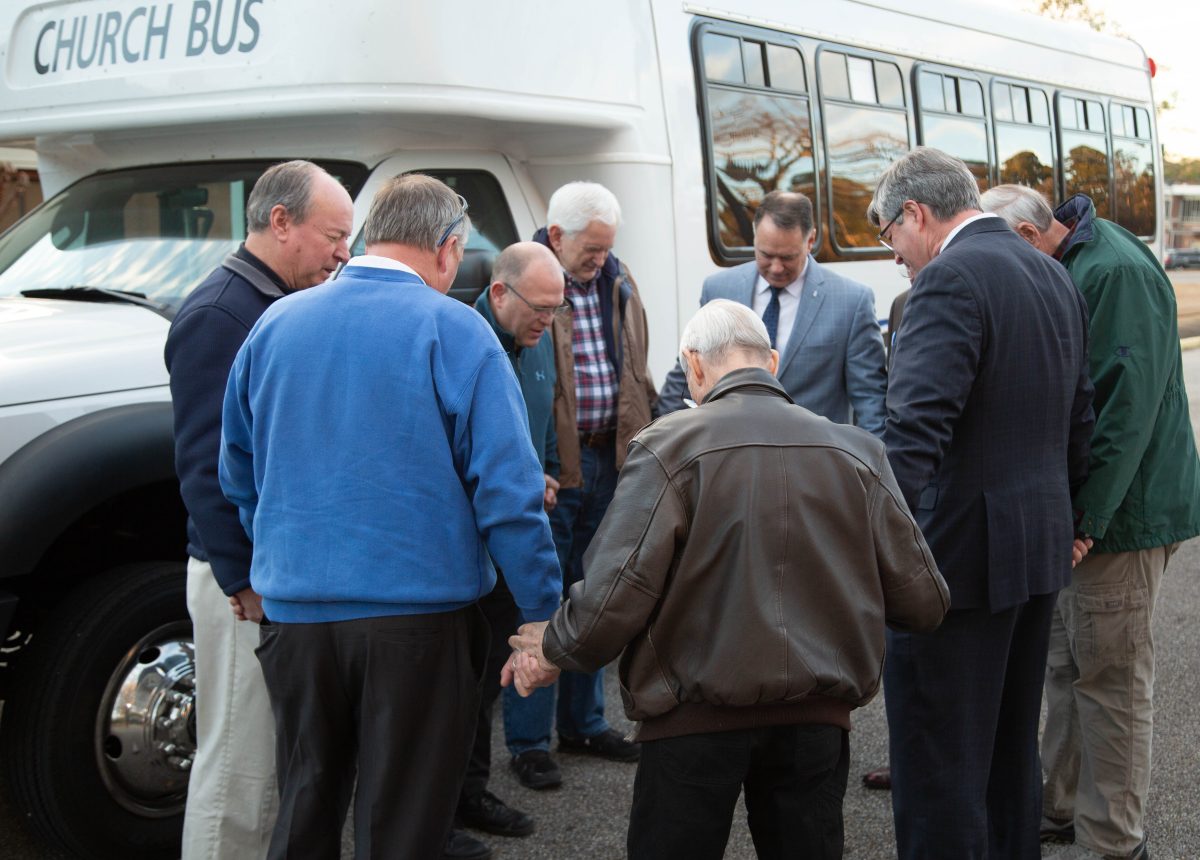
[500,620,561,696]
[1072,536,1093,568]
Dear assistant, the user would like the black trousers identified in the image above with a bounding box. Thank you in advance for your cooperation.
[627,724,849,860]
[885,593,1057,860]
[255,607,487,860]
[460,573,521,802]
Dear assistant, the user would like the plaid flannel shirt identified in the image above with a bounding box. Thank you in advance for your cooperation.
[566,274,618,432]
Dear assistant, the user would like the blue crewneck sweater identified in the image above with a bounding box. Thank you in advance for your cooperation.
[219,264,562,624]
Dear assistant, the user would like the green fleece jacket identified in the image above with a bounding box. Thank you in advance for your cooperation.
[1057,195,1200,552]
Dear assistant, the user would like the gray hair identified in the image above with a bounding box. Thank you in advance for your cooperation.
[979,184,1055,232]
[363,173,472,251]
[246,160,329,232]
[867,147,982,228]
[546,181,622,235]
[755,190,814,233]
[679,299,772,365]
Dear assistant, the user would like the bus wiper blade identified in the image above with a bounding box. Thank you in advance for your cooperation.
[19,286,175,320]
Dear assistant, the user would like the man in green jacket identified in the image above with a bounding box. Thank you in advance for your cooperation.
[983,186,1200,860]
[451,242,564,859]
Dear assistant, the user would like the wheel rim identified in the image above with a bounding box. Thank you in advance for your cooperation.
[94,620,195,817]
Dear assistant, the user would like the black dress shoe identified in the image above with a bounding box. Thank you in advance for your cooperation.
[510,749,563,790]
[443,828,492,860]
[458,789,535,837]
[559,728,640,762]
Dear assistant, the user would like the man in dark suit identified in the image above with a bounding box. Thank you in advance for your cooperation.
[657,191,887,435]
[867,147,1095,859]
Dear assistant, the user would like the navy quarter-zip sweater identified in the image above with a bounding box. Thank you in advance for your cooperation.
[165,245,289,595]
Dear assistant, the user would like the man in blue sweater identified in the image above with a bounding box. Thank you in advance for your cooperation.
[454,242,565,848]
[164,160,353,860]
[220,174,563,859]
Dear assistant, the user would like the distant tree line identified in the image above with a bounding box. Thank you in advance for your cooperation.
[1165,159,1200,185]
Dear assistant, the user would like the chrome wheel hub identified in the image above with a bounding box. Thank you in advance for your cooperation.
[95,621,195,817]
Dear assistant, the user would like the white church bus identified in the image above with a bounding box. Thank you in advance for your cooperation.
[0,0,1161,855]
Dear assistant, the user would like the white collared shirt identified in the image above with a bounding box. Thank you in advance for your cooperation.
[939,212,999,254]
[345,254,423,279]
[751,260,807,357]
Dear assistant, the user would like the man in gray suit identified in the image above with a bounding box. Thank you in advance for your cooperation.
[658,191,887,434]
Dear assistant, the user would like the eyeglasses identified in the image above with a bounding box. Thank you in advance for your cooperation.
[436,194,469,248]
[502,282,570,317]
[877,204,906,251]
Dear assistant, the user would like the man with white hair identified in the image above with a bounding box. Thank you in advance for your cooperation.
[503,298,948,858]
[982,184,1200,860]
[505,182,658,789]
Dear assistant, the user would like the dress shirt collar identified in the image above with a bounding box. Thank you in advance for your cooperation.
[940,212,998,254]
[346,254,422,279]
[754,257,808,299]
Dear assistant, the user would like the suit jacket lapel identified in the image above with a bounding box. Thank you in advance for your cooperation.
[777,257,824,376]
[735,263,757,306]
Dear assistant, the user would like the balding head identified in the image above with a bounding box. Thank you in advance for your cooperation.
[487,242,565,348]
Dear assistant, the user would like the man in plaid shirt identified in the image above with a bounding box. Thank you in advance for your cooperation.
[503,182,658,791]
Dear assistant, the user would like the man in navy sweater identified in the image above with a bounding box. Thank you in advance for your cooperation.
[164,160,353,860]
[220,174,563,859]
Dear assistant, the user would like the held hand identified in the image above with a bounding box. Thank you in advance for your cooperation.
[230,587,265,623]
[514,650,560,695]
[543,474,560,512]
[1071,536,1094,568]
[501,651,559,696]
[499,621,559,696]
[508,620,549,656]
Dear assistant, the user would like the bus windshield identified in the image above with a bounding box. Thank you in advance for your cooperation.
[0,161,367,310]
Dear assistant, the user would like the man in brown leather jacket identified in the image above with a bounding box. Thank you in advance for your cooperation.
[505,299,949,859]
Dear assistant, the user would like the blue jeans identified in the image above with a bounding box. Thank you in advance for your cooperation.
[503,441,618,756]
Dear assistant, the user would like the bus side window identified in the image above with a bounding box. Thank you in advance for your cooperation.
[994,82,1055,202]
[1058,94,1111,216]
[695,25,816,263]
[1111,102,1156,238]
[817,48,909,257]
[915,66,989,193]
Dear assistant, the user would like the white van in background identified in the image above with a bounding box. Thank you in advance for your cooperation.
[0,1,1161,856]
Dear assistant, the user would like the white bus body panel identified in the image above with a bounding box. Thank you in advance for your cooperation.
[0,0,1162,380]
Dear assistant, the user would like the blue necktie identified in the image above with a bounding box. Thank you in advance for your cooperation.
[762,287,783,348]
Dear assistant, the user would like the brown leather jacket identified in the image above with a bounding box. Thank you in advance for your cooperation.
[543,368,949,740]
[550,261,657,488]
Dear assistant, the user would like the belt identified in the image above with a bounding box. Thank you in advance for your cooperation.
[578,429,616,449]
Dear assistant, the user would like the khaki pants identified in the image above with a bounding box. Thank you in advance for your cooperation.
[1042,544,1177,857]
[181,558,277,860]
